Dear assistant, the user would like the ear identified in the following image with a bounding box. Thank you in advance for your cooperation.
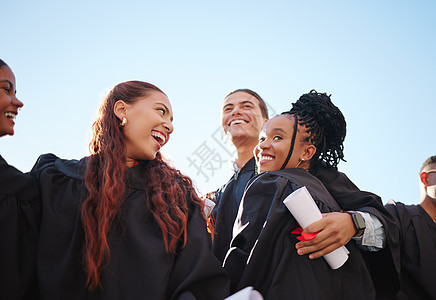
[114,100,128,121]
[420,172,428,187]
[301,144,316,161]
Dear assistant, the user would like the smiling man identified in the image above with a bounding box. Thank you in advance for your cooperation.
[221,90,269,170]
[210,89,268,263]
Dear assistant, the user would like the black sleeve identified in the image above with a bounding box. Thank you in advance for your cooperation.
[167,200,231,300]
[312,164,401,298]
[0,155,40,300]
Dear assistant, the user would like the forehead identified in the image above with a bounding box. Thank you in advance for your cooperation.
[136,91,171,106]
[136,91,172,113]
[223,91,260,107]
[263,115,294,133]
[0,66,16,84]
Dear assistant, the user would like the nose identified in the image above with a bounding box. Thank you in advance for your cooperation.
[258,138,270,150]
[231,105,241,116]
[164,120,174,134]
[12,95,24,109]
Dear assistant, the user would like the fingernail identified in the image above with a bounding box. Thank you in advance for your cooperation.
[297,249,303,255]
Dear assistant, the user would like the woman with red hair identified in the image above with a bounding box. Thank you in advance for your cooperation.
[30,81,229,299]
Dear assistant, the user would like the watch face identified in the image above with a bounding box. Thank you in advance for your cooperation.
[353,213,366,230]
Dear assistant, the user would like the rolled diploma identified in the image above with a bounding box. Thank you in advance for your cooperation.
[283,186,349,269]
[203,197,216,218]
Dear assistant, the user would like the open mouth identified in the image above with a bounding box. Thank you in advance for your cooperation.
[151,131,166,146]
[229,119,247,126]
[258,154,274,162]
[5,112,17,120]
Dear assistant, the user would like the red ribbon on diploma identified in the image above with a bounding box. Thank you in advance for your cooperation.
[291,225,318,241]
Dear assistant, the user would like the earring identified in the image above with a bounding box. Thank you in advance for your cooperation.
[295,158,304,168]
[120,117,127,127]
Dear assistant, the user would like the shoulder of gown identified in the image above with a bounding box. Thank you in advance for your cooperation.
[0,155,40,300]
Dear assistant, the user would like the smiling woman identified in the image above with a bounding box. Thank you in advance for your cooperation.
[223,90,400,299]
[255,114,316,173]
[0,59,40,299]
[0,59,24,137]
[111,85,174,166]
[2,80,230,299]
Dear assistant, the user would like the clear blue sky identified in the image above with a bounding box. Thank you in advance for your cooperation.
[2,1,435,205]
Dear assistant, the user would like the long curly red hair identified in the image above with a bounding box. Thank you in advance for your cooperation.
[81,81,205,290]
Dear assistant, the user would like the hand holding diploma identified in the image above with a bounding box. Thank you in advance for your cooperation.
[295,211,356,260]
[283,186,350,269]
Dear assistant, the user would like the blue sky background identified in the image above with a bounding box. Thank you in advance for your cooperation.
[2,1,435,205]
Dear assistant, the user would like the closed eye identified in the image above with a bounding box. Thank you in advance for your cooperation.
[0,81,13,93]
[1,85,11,93]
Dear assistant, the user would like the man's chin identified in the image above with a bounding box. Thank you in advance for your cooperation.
[229,126,253,137]
[230,131,253,141]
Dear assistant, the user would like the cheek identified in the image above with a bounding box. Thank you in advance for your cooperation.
[221,120,227,130]
[124,123,145,143]
[275,144,288,160]
[222,113,230,126]
[0,96,9,109]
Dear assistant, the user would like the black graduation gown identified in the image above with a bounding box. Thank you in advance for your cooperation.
[312,163,401,298]
[385,202,436,300]
[0,155,40,300]
[31,153,230,300]
[211,157,256,263]
[223,168,376,299]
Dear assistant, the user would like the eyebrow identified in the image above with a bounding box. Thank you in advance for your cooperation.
[223,103,234,110]
[270,128,288,134]
[223,100,255,109]
[157,102,173,121]
[0,79,13,87]
[240,100,255,106]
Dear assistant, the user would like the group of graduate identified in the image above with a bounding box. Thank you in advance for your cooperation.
[1,58,435,300]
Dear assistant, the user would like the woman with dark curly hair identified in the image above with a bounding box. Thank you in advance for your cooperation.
[29,81,229,299]
[223,90,388,299]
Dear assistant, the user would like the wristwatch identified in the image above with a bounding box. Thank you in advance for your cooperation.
[346,211,366,237]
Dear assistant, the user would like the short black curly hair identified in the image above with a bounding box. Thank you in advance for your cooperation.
[283,89,347,170]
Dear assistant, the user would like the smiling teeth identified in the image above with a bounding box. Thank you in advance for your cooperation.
[230,120,245,125]
[151,132,166,145]
[260,156,273,161]
[5,112,16,119]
